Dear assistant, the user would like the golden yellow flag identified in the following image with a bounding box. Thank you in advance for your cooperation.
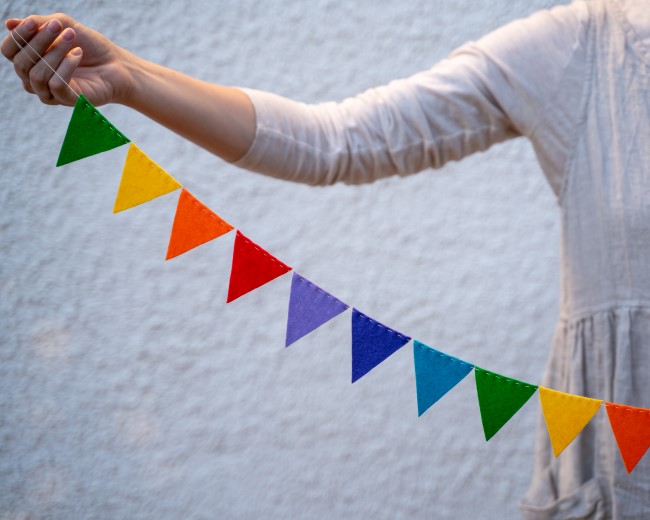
[539,387,602,457]
[113,143,181,213]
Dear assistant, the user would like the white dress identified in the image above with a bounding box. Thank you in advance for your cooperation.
[235,0,650,517]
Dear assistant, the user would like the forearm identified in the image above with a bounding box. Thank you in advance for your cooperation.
[121,53,256,163]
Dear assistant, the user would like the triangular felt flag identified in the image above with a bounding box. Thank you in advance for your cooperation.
[285,272,349,347]
[113,143,182,213]
[605,403,650,473]
[57,94,130,166]
[413,340,474,417]
[166,189,234,260]
[226,230,292,303]
[351,309,411,383]
[474,367,538,441]
[539,387,602,457]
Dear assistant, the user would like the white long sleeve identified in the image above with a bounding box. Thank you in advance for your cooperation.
[234,2,589,196]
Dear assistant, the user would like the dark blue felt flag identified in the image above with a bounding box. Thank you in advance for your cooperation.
[285,272,349,347]
[351,309,411,383]
[413,340,474,416]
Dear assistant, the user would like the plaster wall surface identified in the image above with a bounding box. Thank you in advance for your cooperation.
[1,0,565,518]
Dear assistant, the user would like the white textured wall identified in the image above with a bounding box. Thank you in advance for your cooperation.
[1,1,565,518]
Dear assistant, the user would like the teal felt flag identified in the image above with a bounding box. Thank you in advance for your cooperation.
[413,340,474,416]
[57,94,130,166]
[474,367,538,441]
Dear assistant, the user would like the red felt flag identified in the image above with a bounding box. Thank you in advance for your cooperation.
[226,231,292,303]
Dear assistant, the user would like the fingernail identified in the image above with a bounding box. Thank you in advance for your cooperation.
[24,18,36,31]
[71,47,82,56]
[62,28,74,42]
[47,20,62,34]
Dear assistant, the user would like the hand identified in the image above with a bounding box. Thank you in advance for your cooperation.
[3,13,256,163]
[2,14,134,107]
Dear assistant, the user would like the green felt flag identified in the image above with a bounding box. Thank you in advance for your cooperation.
[57,94,130,167]
[475,367,538,441]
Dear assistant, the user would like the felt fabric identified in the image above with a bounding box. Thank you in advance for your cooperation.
[605,402,650,473]
[474,367,538,441]
[413,340,474,417]
[351,309,411,383]
[166,189,234,260]
[113,143,182,213]
[539,387,602,457]
[226,230,292,303]
[57,94,130,167]
[285,272,349,347]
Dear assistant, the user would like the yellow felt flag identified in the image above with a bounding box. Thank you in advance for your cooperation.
[539,387,603,457]
[113,143,181,213]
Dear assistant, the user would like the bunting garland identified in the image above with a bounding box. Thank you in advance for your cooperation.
[166,189,234,260]
[113,143,181,213]
[539,388,602,457]
[351,309,411,383]
[51,94,650,473]
[413,340,473,417]
[56,94,130,166]
[474,367,538,441]
[285,273,349,347]
[606,403,650,473]
[226,231,292,303]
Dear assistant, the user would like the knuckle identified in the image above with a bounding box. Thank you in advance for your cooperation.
[28,64,47,85]
[13,57,31,78]
[48,75,64,93]
[38,94,55,105]
[0,40,12,60]
[51,13,71,26]
[22,82,34,94]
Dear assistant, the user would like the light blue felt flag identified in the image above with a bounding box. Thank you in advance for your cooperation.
[413,340,474,416]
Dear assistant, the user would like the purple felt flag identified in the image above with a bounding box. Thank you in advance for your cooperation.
[285,272,349,347]
[352,309,411,383]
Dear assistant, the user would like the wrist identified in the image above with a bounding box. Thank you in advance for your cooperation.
[113,48,147,107]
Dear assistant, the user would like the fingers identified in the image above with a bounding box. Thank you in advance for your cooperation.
[3,16,81,105]
[29,27,77,102]
[2,18,39,94]
[1,17,37,61]
[48,48,83,106]
[12,19,65,81]
[5,19,21,31]
[2,13,74,57]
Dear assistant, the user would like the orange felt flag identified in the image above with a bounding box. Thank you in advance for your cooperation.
[606,403,650,473]
[166,189,234,260]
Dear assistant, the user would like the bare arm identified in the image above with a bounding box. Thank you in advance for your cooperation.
[123,55,255,163]
[1,14,255,163]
